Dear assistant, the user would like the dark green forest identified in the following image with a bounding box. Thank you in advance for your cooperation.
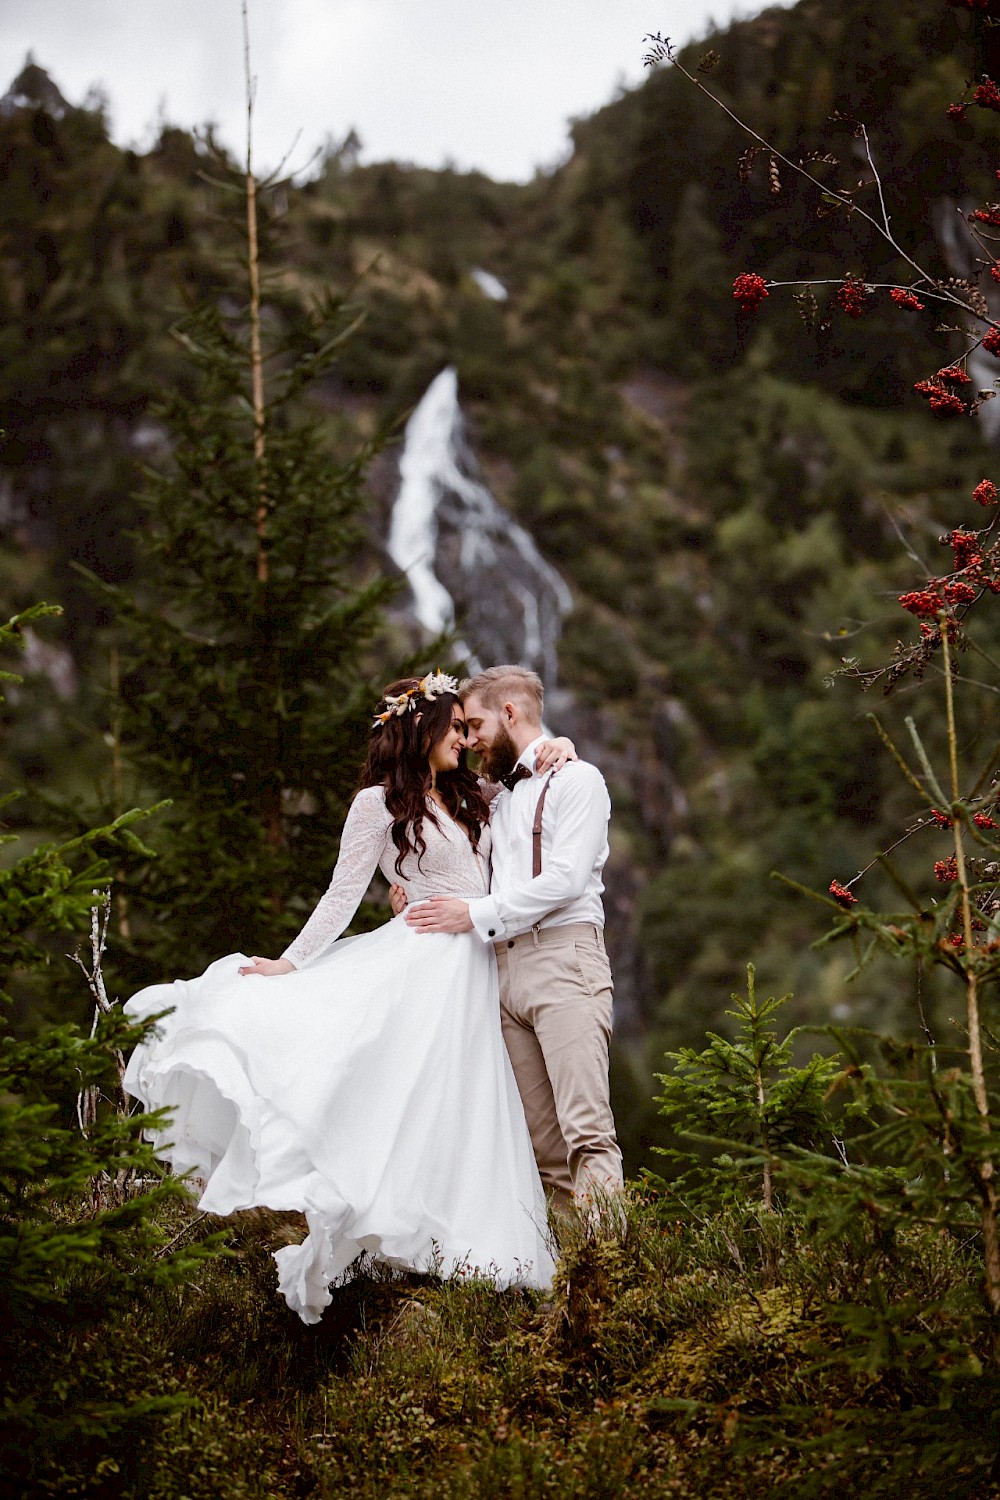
[7,0,1000,1492]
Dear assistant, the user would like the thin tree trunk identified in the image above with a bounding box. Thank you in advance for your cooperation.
[243,0,268,585]
[242,2,282,858]
[756,1062,773,1212]
[108,647,131,938]
[941,626,1000,1325]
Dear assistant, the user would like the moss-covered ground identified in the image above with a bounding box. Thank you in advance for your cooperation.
[16,1190,995,1499]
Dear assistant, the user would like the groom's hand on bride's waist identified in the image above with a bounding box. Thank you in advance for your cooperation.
[389,883,408,916]
[404,897,473,934]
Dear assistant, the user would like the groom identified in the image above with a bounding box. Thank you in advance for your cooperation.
[403,664,623,1210]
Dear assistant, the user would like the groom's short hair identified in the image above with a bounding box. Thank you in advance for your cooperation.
[460,665,544,725]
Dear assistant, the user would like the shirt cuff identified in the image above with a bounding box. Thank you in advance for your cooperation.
[468,895,506,944]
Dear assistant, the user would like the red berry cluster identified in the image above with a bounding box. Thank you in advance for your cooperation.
[985,328,1000,357]
[834,277,868,318]
[913,379,969,416]
[937,365,972,385]
[948,72,1000,123]
[919,618,961,641]
[890,288,925,310]
[935,857,959,882]
[972,206,1000,227]
[896,480,1000,626]
[829,879,858,907]
[931,807,998,831]
[732,273,769,311]
[899,587,945,617]
[946,529,984,568]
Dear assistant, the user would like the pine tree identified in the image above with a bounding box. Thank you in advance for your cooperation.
[0,605,221,1494]
[652,963,843,1209]
[80,71,394,979]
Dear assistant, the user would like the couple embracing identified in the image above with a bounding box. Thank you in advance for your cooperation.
[124,665,623,1324]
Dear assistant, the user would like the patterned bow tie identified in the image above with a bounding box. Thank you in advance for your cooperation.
[500,764,533,792]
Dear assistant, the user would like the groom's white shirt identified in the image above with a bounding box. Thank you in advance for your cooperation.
[468,735,611,945]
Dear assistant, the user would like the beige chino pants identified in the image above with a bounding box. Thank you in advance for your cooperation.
[494,922,624,1210]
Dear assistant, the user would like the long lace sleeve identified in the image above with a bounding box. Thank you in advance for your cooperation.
[478,776,505,807]
[281,787,392,969]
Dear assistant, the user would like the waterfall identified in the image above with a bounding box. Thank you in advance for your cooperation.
[387,367,572,683]
[470,268,508,302]
[387,370,463,643]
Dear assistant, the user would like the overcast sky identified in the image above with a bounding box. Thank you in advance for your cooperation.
[0,0,793,182]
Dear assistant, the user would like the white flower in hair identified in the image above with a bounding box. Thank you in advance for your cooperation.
[419,670,459,701]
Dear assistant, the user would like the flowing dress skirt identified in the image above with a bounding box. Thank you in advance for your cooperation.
[123,913,554,1323]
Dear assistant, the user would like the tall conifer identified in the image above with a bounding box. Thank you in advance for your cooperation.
[87,25,393,978]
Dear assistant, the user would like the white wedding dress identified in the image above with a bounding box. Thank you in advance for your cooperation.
[123,786,555,1323]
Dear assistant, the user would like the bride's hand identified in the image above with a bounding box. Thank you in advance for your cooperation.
[238,956,296,977]
[535,735,578,774]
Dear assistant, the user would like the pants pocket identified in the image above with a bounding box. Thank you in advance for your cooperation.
[572,941,614,1023]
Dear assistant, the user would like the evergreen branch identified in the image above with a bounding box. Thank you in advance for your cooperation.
[274,310,369,405]
[905,717,949,806]
[866,713,928,800]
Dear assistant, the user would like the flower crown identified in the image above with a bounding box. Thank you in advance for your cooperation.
[371,670,459,728]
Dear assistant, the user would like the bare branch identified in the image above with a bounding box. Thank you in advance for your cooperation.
[71,889,129,1128]
[650,34,999,331]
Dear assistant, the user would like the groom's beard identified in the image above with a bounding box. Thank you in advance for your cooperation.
[478,725,520,783]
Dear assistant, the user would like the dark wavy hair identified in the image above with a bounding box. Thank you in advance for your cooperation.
[360,678,491,874]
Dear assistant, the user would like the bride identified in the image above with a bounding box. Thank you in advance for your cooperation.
[124,671,568,1324]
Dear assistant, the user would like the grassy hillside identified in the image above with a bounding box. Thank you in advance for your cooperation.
[15,1192,990,1498]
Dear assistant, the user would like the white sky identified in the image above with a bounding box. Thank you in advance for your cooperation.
[0,0,793,182]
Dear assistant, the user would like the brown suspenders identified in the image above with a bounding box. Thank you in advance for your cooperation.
[532,775,553,878]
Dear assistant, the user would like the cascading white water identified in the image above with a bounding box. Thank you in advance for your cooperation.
[470,268,508,302]
[387,367,573,683]
[387,369,465,643]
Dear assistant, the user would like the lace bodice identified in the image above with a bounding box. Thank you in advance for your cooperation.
[282,785,492,969]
